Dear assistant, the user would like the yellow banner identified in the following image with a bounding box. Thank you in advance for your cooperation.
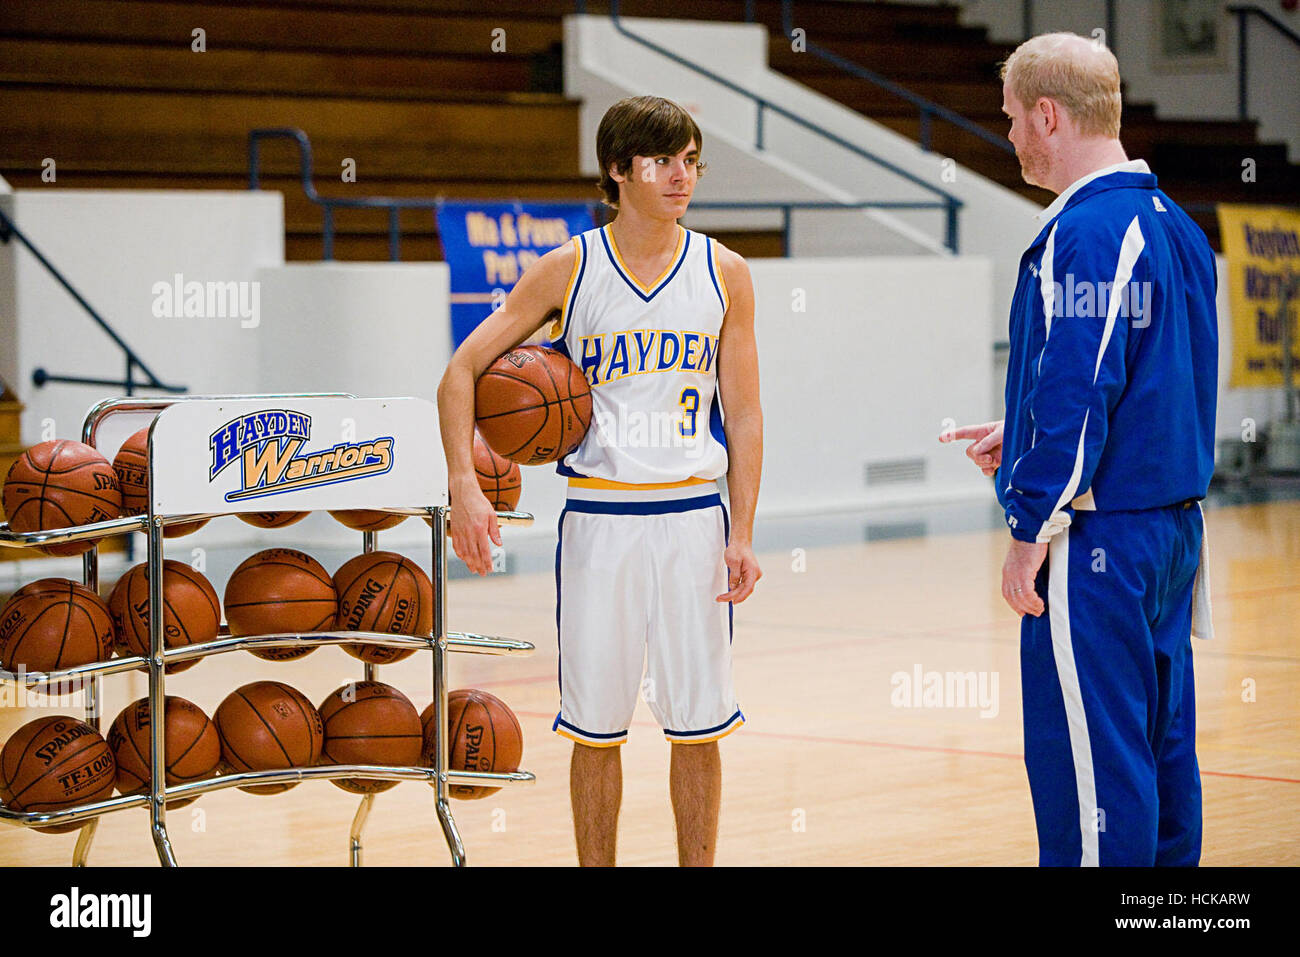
[1216,204,1300,387]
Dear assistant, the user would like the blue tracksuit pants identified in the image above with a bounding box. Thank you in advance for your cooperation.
[1021,502,1204,866]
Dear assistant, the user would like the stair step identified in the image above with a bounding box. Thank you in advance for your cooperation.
[0,38,538,97]
[0,0,563,56]
[0,87,581,180]
[768,37,1013,82]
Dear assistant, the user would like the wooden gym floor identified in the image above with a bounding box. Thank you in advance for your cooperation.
[1,497,1297,866]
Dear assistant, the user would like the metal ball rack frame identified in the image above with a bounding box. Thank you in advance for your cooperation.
[0,394,536,866]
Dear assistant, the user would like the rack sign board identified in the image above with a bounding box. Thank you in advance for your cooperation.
[148,397,446,514]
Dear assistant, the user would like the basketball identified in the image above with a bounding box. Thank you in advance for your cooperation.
[8,577,112,678]
[105,572,133,659]
[333,551,433,665]
[0,584,115,687]
[421,688,523,800]
[238,512,308,528]
[420,432,522,531]
[0,716,116,831]
[111,560,221,674]
[9,577,101,605]
[112,427,210,537]
[328,509,407,532]
[223,548,337,661]
[215,681,323,794]
[106,696,221,808]
[319,681,423,794]
[474,432,522,510]
[475,346,592,465]
[2,439,122,556]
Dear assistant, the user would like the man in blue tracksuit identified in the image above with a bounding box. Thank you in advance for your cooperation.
[942,33,1218,865]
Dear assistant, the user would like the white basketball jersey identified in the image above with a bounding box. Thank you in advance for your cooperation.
[549,224,730,485]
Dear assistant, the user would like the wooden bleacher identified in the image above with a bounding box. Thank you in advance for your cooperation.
[1,0,1293,259]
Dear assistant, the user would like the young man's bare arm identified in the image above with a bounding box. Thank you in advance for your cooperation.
[436,241,575,575]
[714,244,763,603]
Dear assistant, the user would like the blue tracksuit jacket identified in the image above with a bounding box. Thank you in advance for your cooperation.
[997,166,1218,541]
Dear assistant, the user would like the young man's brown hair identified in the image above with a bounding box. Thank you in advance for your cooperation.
[596,95,707,207]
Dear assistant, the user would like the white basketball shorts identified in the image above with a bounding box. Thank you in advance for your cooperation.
[552,478,745,746]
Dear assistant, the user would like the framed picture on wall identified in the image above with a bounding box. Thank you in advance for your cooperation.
[1152,0,1229,72]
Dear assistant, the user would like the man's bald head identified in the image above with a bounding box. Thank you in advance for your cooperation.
[1000,32,1122,139]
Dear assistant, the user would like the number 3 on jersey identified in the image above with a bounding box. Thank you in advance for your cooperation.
[679,387,700,437]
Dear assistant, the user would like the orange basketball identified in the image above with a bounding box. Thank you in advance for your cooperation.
[111,560,221,674]
[2,440,122,556]
[106,696,221,808]
[421,688,523,799]
[238,512,308,528]
[8,577,111,680]
[333,552,433,665]
[0,716,116,831]
[112,427,210,537]
[328,509,407,532]
[9,577,101,606]
[215,681,323,794]
[474,432,522,511]
[475,346,592,465]
[319,681,423,794]
[0,585,114,688]
[106,572,134,659]
[223,548,337,661]
[426,432,522,530]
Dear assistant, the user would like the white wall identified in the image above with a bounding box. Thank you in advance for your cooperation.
[750,255,996,515]
[958,0,1300,158]
[0,190,283,455]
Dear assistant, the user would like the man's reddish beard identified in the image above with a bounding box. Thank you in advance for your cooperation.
[1016,131,1051,188]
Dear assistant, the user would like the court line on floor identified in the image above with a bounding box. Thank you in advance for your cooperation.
[512,710,1299,783]
[459,615,1300,666]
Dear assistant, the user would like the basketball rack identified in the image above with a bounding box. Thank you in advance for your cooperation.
[0,394,536,866]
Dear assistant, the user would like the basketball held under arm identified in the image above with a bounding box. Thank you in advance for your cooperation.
[435,242,574,573]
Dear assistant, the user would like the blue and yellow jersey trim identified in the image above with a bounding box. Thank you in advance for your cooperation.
[601,224,690,301]
[553,714,628,747]
[707,236,730,315]
[567,476,713,491]
[663,710,745,744]
[563,475,722,512]
[549,233,587,341]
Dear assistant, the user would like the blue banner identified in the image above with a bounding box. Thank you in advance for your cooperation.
[436,200,596,348]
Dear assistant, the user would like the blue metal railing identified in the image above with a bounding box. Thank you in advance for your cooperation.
[776,1,1016,157]
[249,128,957,258]
[605,0,962,252]
[0,208,186,395]
[249,128,448,261]
[1228,4,1300,121]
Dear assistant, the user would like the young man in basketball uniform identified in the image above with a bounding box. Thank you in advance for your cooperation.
[437,95,763,866]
